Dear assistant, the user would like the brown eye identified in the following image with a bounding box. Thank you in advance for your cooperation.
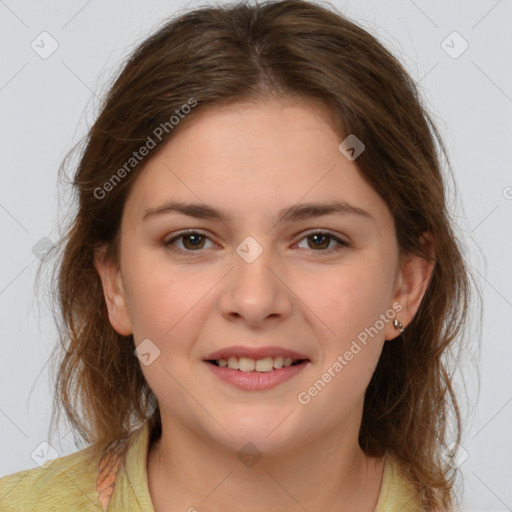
[296,231,349,252]
[307,233,330,250]
[181,233,206,250]
[163,230,213,253]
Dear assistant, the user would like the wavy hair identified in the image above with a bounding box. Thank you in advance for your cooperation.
[39,1,479,509]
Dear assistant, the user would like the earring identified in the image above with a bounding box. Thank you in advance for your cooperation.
[393,318,404,333]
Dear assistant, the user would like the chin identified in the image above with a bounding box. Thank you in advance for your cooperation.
[207,409,302,456]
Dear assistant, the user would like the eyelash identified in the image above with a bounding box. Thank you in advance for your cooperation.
[162,229,350,256]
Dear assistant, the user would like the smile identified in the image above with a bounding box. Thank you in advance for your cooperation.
[209,356,304,372]
[205,358,310,391]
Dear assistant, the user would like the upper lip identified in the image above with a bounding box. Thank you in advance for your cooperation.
[205,346,310,361]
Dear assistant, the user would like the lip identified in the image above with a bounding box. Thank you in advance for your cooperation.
[205,360,310,391]
[205,345,310,361]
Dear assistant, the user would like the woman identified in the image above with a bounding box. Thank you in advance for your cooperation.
[0,0,475,510]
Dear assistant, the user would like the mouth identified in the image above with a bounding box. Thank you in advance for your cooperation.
[206,356,308,372]
[203,346,311,390]
[203,348,311,391]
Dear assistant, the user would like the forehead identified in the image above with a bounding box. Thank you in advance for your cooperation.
[123,96,391,228]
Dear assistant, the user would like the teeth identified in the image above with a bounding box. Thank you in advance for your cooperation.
[227,357,239,370]
[239,357,255,371]
[216,356,300,372]
[255,357,273,372]
[273,356,284,369]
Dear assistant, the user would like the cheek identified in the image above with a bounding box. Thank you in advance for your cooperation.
[294,266,390,421]
[294,259,393,342]
[123,256,209,342]
[125,261,212,392]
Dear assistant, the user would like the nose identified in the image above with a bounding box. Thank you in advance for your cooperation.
[218,239,293,327]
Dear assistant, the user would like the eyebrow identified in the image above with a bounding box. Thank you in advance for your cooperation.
[142,200,373,223]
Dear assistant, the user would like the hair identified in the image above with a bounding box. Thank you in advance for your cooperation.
[39,0,479,509]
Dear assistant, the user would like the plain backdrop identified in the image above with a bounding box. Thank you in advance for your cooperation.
[0,1,511,510]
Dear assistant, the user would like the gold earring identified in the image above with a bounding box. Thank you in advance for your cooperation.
[393,318,404,333]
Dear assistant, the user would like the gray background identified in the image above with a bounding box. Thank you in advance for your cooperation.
[0,1,511,510]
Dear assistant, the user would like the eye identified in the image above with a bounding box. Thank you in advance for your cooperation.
[295,230,349,253]
[163,229,350,255]
[163,230,214,253]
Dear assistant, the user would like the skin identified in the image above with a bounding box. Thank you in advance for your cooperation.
[94,95,434,512]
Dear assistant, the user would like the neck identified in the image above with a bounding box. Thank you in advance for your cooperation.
[146,414,385,512]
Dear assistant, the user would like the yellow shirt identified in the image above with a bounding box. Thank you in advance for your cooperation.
[0,421,421,511]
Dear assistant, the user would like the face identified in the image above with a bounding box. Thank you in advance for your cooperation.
[95,95,432,454]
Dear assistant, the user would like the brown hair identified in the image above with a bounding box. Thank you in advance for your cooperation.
[40,0,478,509]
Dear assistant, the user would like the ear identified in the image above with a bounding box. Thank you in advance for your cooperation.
[385,232,435,341]
[93,245,132,336]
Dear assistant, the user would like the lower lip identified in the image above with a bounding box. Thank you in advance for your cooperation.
[205,361,309,391]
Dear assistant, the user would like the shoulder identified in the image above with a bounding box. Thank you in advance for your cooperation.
[375,453,424,511]
[0,443,103,512]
